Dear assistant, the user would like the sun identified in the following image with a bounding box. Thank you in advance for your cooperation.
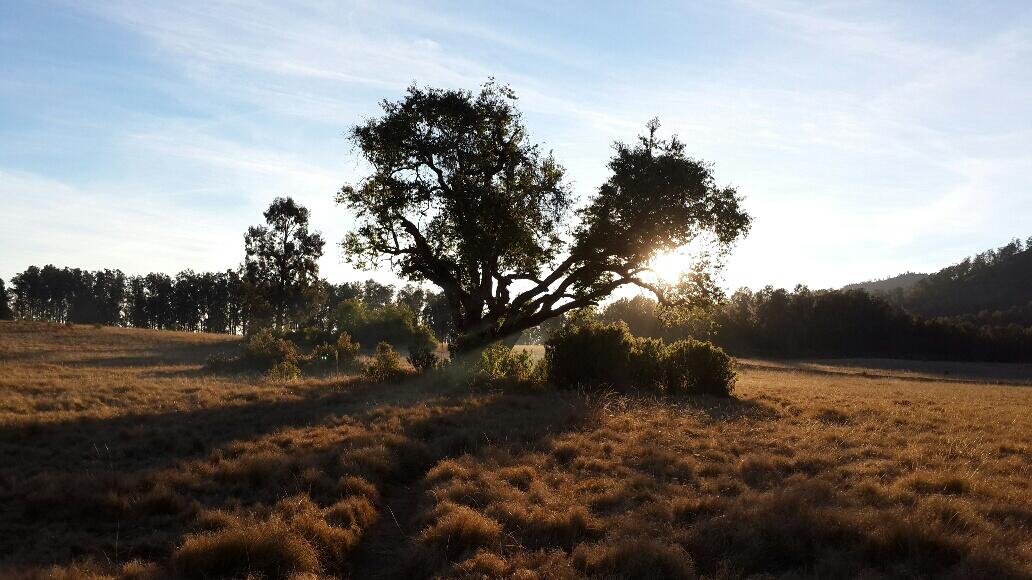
[649,249,691,283]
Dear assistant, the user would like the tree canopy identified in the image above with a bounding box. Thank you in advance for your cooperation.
[339,82,752,350]
[244,197,326,329]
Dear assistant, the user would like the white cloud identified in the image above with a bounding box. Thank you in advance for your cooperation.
[7,0,1030,293]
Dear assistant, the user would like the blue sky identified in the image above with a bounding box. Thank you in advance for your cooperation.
[2,0,1030,290]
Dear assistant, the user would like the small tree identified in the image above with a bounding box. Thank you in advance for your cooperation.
[340,82,750,352]
[0,279,13,320]
[244,197,326,330]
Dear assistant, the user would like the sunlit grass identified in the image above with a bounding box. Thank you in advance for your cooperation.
[0,321,1028,578]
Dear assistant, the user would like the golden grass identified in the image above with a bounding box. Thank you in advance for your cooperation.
[0,320,1029,578]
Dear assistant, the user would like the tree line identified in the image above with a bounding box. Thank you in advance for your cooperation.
[0,196,454,343]
[1,264,452,341]
[597,287,1032,362]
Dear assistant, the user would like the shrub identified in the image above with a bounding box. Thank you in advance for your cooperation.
[408,325,441,372]
[471,342,539,389]
[267,360,302,382]
[335,299,439,349]
[364,342,411,383]
[309,332,361,371]
[663,338,737,396]
[629,336,668,389]
[543,320,637,389]
[542,318,736,396]
[242,328,300,371]
[203,352,237,372]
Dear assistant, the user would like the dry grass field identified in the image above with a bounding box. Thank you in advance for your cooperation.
[0,321,1029,579]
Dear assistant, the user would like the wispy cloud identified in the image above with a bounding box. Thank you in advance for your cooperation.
[4,0,1031,290]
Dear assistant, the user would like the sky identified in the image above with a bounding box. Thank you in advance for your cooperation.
[2,0,1031,291]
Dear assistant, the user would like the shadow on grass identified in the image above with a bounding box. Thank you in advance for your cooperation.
[0,375,591,574]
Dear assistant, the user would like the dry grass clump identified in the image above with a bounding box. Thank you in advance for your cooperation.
[572,539,696,579]
[1,321,1030,578]
[173,516,321,579]
[417,503,503,557]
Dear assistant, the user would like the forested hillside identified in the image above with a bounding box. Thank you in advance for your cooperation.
[903,238,1032,324]
[844,238,1032,328]
[841,272,927,295]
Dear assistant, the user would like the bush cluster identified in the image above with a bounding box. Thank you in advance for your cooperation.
[364,342,412,383]
[407,325,441,372]
[309,333,361,370]
[543,320,736,396]
[242,328,300,371]
[206,328,363,381]
[471,343,539,389]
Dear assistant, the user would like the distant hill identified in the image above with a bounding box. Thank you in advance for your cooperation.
[846,238,1032,327]
[904,238,1032,324]
[842,272,928,295]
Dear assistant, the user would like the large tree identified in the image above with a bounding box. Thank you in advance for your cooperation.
[339,82,751,351]
[244,197,326,329]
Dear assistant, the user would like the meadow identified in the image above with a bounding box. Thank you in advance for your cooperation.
[0,321,1029,578]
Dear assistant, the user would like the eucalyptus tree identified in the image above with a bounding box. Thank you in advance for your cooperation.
[243,197,325,329]
[340,82,752,351]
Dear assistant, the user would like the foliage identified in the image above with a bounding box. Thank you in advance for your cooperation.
[267,361,302,382]
[600,288,1032,363]
[242,329,300,371]
[332,298,437,350]
[407,325,441,372]
[364,342,411,383]
[10,265,128,325]
[629,336,668,390]
[470,343,539,389]
[309,333,361,372]
[899,237,1032,321]
[339,82,750,351]
[243,197,325,329]
[662,339,737,397]
[542,318,735,395]
[543,320,638,389]
[0,279,12,320]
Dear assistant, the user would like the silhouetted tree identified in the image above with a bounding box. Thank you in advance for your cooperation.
[340,82,751,351]
[361,280,395,310]
[143,273,175,329]
[243,197,326,329]
[0,279,13,320]
[396,284,427,318]
[421,291,455,342]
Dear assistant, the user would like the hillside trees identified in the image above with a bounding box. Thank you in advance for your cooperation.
[339,82,751,352]
[902,238,1032,321]
[243,197,326,329]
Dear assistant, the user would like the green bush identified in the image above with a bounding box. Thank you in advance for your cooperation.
[542,318,736,396]
[543,320,637,389]
[333,299,438,350]
[267,361,302,382]
[242,329,300,371]
[663,338,737,397]
[308,332,361,372]
[629,336,667,389]
[407,325,441,372]
[471,342,539,389]
[364,342,411,383]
